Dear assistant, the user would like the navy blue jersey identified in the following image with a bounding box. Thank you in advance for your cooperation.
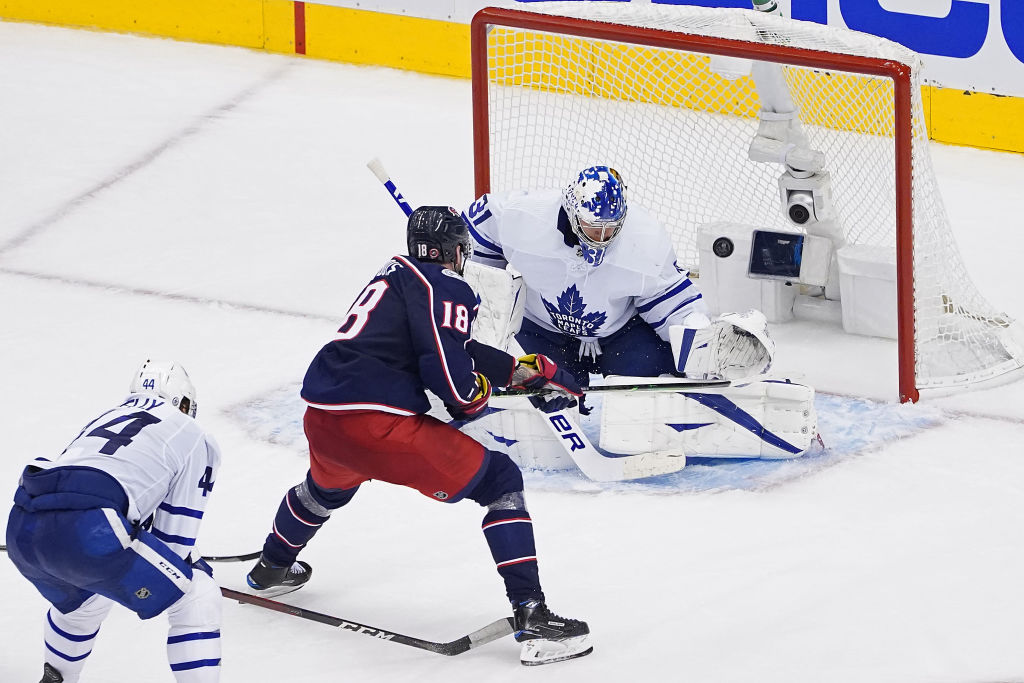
[302,255,516,416]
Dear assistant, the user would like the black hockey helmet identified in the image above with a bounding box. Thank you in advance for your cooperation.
[406,205,473,271]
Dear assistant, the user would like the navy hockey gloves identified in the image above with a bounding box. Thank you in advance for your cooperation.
[512,354,583,414]
[446,372,492,422]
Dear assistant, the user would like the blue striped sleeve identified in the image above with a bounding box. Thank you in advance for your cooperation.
[636,277,694,314]
[649,294,704,330]
[158,502,204,519]
[465,219,504,258]
[151,528,197,547]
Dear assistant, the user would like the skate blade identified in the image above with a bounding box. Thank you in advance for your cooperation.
[521,646,593,666]
[520,635,593,666]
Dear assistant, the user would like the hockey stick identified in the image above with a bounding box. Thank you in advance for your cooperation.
[0,543,258,563]
[221,587,514,656]
[494,379,730,398]
[535,406,687,482]
[367,158,414,217]
[201,551,261,563]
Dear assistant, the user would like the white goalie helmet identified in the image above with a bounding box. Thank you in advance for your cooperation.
[561,165,628,266]
[129,359,198,418]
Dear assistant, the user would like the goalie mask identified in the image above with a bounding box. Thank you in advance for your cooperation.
[562,165,627,267]
[407,205,473,274]
[129,359,198,417]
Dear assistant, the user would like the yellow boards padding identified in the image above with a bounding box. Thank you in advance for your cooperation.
[0,0,265,48]
[928,87,1024,153]
[304,5,470,79]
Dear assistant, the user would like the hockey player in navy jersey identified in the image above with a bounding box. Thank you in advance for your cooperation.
[246,205,592,666]
[6,360,223,683]
[463,166,773,387]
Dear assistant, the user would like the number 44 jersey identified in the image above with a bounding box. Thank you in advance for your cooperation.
[30,396,221,561]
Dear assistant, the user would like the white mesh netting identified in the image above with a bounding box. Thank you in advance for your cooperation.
[478,1,1023,395]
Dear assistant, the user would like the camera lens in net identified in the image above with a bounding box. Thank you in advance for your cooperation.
[712,237,734,258]
[788,203,810,224]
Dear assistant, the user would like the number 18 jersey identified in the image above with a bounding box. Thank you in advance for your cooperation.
[301,255,515,417]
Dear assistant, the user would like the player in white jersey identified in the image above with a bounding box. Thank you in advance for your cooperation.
[464,166,713,389]
[6,360,223,683]
[464,166,774,392]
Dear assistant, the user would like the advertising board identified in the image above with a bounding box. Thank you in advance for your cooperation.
[312,0,1024,97]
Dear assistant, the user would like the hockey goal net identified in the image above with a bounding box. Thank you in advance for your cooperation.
[471,2,1023,402]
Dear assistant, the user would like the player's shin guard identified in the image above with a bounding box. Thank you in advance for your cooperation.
[467,451,543,603]
[261,470,358,566]
[165,571,222,683]
[482,505,543,603]
[42,596,114,683]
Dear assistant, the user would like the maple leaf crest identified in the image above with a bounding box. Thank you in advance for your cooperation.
[541,285,608,337]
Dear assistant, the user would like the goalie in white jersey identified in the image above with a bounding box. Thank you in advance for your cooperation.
[464,165,773,392]
[6,360,223,683]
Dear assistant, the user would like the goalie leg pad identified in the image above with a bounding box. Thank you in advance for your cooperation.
[600,378,816,459]
[456,399,579,471]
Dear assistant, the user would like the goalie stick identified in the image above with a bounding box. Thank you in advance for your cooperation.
[534,405,688,482]
[495,379,730,398]
[221,587,514,656]
[367,157,414,218]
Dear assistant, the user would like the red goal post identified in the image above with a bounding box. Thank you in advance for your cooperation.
[470,4,1022,403]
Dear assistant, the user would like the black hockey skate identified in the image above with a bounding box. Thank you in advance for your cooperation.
[513,598,592,666]
[40,662,63,683]
[246,555,313,597]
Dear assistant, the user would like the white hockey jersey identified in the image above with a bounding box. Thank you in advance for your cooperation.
[31,394,221,561]
[463,190,708,344]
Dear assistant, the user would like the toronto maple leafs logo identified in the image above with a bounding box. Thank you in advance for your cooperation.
[541,285,608,337]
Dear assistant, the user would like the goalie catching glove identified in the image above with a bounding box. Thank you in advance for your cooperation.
[445,372,492,422]
[670,310,775,381]
[511,353,583,413]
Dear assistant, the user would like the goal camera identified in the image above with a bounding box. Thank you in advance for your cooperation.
[779,170,832,227]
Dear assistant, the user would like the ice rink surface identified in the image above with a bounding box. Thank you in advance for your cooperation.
[1,20,1023,682]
